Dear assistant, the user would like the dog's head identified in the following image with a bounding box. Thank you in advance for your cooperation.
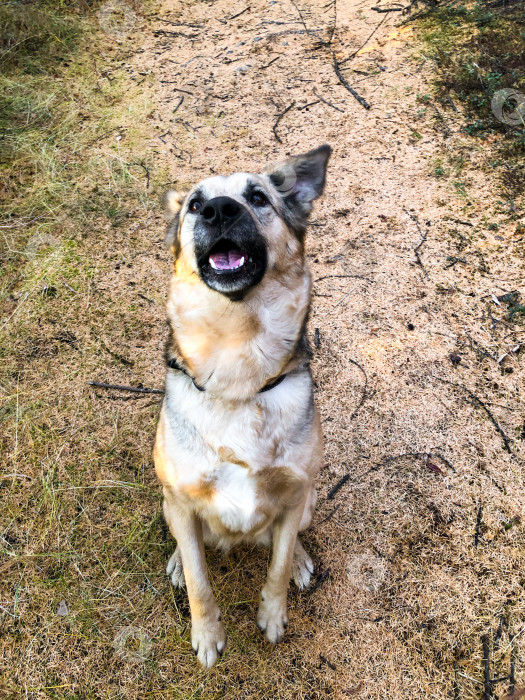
[163,145,331,299]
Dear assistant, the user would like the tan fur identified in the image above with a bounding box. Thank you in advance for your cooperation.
[154,152,329,667]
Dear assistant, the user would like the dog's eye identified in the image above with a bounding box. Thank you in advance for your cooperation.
[189,199,202,213]
[250,191,268,207]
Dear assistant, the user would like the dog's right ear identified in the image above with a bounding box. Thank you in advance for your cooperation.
[162,190,186,253]
[264,145,331,238]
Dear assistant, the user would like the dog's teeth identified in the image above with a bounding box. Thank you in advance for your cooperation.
[210,258,218,270]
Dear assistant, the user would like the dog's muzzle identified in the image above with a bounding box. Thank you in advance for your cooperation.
[194,196,267,298]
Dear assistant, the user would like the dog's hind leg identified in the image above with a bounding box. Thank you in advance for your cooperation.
[291,537,314,590]
[163,493,226,668]
[166,546,185,588]
[256,496,306,643]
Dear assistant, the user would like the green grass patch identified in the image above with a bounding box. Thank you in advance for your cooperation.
[416,0,525,199]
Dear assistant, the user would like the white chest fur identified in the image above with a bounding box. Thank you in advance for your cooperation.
[158,368,315,545]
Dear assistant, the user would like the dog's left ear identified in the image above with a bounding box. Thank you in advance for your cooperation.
[162,190,186,253]
[264,144,331,235]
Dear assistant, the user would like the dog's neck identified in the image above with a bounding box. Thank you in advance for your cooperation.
[166,266,312,401]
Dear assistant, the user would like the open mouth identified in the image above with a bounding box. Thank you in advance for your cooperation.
[207,240,249,273]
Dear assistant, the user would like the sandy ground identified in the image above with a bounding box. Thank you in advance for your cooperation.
[2,0,525,698]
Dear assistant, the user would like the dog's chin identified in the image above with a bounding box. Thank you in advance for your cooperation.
[197,239,267,299]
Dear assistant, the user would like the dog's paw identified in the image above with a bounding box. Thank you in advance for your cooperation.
[292,542,314,591]
[166,547,185,588]
[256,592,288,643]
[191,616,226,668]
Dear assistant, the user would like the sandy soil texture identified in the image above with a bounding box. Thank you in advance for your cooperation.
[1,0,524,698]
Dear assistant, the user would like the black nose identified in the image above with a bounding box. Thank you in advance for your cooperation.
[201,196,241,228]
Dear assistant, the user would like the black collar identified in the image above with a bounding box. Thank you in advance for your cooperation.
[167,358,287,394]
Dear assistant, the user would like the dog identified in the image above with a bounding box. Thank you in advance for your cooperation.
[153,144,331,667]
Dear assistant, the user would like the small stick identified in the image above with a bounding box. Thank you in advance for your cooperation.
[152,30,199,39]
[172,95,184,114]
[320,654,337,670]
[474,504,483,547]
[297,100,321,110]
[151,17,203,28]
[371,5,404,10]
[272,101,296,143]
[482,635,492,700]
[404,209,429,278]
[453,662,460,700]
[261,55,281,69]
[306,568,330,595]
[327,474,350,499]
[332,55,370,110]
[338,14,388,65]
[88,381,164,395]
[348,357,370,419]
[313,88,345,113]
[509,628,516,695]
[315,503,341,526]
[315,273,373,282]
[434,377,513,454]
[447,95,459,113]
[128,162,150,189]
[229,6,250,20]
[314,327,321,348]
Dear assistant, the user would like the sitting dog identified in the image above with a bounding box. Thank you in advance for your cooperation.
[154,145,331,667]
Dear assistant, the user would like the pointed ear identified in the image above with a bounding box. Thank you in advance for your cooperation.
[264,144,331,235]
[162,190,186,253]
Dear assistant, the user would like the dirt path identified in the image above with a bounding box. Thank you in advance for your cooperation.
[3,0,525,697]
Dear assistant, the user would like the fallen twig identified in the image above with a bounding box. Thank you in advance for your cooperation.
[315,503,341,526]
[434,377,513,454]
[338,14,389,65]
[261,55,281,69]
[297,100,321,110]
[327,474,350,500]
[320,654,337,670]
[150,16,203,28]
[88,381,164,395]
[272,101,296,143]
[313,88,344,113]
[172,95,184,113]
[482,635,492,700]
[371,4,404,10]
[348,357,371,419]
[152,29,199,39]
[306,567,330,595]
[404,208,429,278]
[229,6,250,20]
[315,273,373,283]
[332,54,371,110]
[128,162,150,189]
[474,504,483,547]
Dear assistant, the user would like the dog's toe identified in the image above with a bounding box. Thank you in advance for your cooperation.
[256,592,288,644]
[292,539,314,591]
[191,617,226,668]
[166,547,185,588]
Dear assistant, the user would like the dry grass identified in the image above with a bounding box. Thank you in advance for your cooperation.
[1,0,525,698]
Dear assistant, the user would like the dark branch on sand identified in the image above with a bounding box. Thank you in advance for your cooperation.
[327,474,350,500]
[89,381,164,395]
[312,88,345,113]
[314,274,373,283]
[434,377,513,454]
[306,568,331,595]
[272,101,296,143]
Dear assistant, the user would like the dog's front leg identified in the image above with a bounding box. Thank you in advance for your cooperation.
[162,493,226,667]
[257,496,305,643]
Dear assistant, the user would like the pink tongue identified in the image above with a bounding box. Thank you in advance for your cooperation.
[209,248,245,270]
